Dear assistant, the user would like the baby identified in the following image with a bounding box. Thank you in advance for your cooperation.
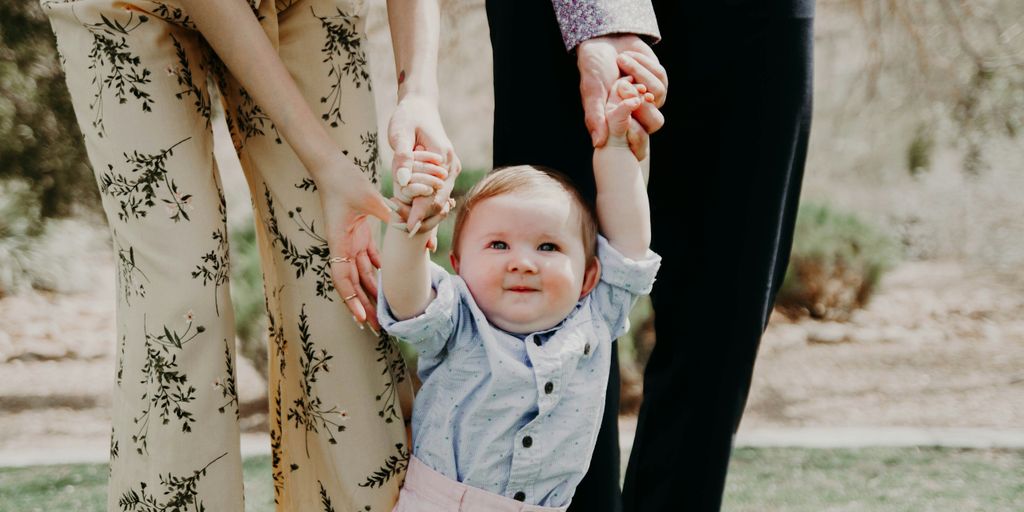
[379,79,660,511]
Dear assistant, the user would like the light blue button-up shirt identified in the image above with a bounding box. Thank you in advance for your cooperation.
[378,236,660,508]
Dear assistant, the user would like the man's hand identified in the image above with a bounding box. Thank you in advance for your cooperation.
[578,35,668,154]
[387,94,462,233]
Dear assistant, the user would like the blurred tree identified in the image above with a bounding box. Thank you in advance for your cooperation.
[0,1,99,219]
[840,0,1024,174]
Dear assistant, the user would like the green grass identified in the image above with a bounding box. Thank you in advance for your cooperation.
[722,447,1024,511]
[3,448,1022,511]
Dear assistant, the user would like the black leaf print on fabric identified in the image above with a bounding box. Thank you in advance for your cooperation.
[358,443,409,489]
[117,452,227,512]
[191,192,229,316]
[110,425,120,462]
[169,34,212,125]
[270,381,286,504]
[295,177,318,193]
[77,8,154,137]
[286,305,347,457]
[318,481,337,512]
[312,6,370,128]
[263,186,336,301]
[113,233,149,305]
[234,87,282,145]
[99,137,194,223]
[374,334,406,425]
[266,289,287,375]
[116,333,128,386]
[151,3,198,30]
[214,338,238,418]
[351,131,380,183]
[132,314,205,455]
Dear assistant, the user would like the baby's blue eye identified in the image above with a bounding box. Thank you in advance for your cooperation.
[538,242,558,252]
[489,241,508,250]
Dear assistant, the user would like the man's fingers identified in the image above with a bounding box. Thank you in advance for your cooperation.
[633,102,665,135]
[580,74,609,147]
[618,51,668,107]
[627,118,650,161]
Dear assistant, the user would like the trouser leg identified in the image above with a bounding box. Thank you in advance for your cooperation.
[621,11,814,511]
[486,2,622,511]
[40,2,245,510]
[215,0,412,509]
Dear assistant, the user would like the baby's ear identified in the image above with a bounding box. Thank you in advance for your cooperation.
[449,251,460,274]
[579,257,601,299]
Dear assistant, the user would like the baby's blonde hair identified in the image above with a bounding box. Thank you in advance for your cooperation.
[451,165,598,263]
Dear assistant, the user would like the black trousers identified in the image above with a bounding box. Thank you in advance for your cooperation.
[487,2,814,511]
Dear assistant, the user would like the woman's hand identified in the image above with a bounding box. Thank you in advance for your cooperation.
[315,157,391,331]
[388,95,462,234]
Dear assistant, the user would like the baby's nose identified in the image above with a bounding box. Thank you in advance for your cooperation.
[507,254,538,273]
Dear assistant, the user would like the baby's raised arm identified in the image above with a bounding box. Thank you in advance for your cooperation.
[592,79,653,259]
[381,151,450,320]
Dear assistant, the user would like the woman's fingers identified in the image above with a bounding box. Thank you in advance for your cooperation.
[351,267,380,332]
[332,259,367,324]
[356,250,379,302]
[402,182,435,198]
[412,161,449,180]
[406,172,445,192]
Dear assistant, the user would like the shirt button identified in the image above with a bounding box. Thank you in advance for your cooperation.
[544,382,554,394]
[522,436,533,448]
[583,343,591,355]
[514,491,526,501]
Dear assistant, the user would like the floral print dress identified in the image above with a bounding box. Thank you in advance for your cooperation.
[39,0,411,510]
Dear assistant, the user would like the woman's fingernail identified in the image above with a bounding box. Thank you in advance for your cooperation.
[352,315,364,328]
[396,167,412,186]
[391,222,409,232]
[407,220,422,238]
[367,324,379,336]
[384,198,401,212]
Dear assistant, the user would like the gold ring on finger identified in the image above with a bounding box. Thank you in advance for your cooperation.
[329,256,352,264]
[343,293,358,301]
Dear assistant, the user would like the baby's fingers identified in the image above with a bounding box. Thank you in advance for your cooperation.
[606,96,645,136]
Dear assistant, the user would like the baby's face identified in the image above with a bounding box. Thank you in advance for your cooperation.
[451,189,598,335]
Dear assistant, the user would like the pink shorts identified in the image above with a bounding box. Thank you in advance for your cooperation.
[392,456,570,512]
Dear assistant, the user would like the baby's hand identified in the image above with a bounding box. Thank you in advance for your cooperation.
[390,146,455,241]
[602,77,651,156]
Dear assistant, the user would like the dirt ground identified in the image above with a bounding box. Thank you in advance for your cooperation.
[2,253,1021,455]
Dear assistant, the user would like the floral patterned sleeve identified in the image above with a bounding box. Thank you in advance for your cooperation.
[551,0,661,51]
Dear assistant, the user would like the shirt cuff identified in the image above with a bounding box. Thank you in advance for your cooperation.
[377,263,458,345]
[596,235,661,296]
[552,0,661,51]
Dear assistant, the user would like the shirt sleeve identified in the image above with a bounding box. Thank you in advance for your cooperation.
[377,262,461,366]
[551,0,661,51]
[588,235,661,339]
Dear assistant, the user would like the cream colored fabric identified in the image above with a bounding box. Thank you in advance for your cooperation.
[41,0,411,510]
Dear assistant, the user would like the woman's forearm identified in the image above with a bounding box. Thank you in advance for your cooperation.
[387,0,440,102]
[180,0,350,180]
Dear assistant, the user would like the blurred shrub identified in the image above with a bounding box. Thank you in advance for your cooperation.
[777,202,899,321]
[0,2,99,219]
[0,179,103,296]
[229,220,268,377]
